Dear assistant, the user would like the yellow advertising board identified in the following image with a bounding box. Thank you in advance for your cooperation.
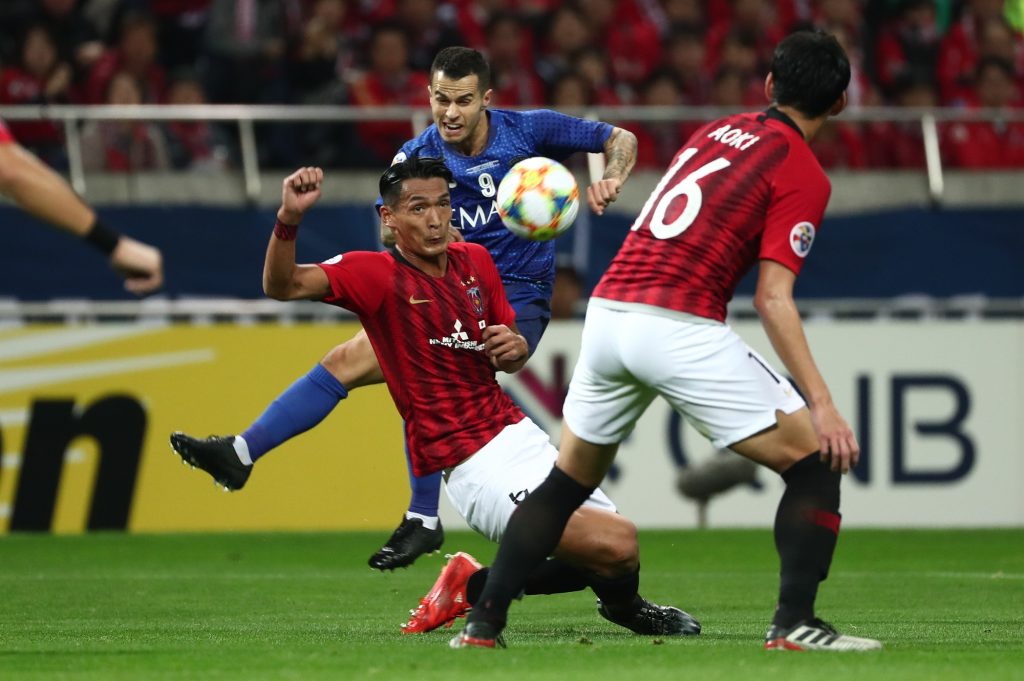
[0,323,408,533]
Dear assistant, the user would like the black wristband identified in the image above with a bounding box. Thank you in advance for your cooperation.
[84,219,122,256]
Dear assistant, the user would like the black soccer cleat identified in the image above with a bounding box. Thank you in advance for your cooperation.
[368,516,444,570]
[597,598,702,636]
[764,617,882,651]
[170,432,251,491]
[449,620,506,649]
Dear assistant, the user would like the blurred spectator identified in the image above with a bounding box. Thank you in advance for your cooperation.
[81,71,169,172]
[937,0,1013,104]
[485,12,544,107]
[705,0,783,74]
[549,70,594,109]
[716,29,766,105]
[663,24,712,105]
[393,0,465,72]
[551,262,583,319]
[873,0,941,97]
[19,0,105,78]
[940,13,1024,106]
[863,74,937,168]
[577,0,662,88]
[809,121,867,169]
[290,0,354,104]
[348,22,430,165]
[448,0,559,49]
[814,0,864,39]
[149,0,214,70]
[201,0,289,104]
[944,57,1024,168]
[86,11,166,104]
[535,6,592,86]
[163,70,229,171]
[0,24,71,160]
[571,46,627,105]
[658,0,705,28]
[706,0,803,32]
[631,69,692,170]
[709,65,746,107]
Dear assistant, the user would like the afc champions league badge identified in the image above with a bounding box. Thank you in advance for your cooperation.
[466,286,484,316]
[789,222,816,258]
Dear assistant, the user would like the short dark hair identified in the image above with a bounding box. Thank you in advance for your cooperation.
[770,30,850,118]
[379,154,454,207]
[430,47,490,92]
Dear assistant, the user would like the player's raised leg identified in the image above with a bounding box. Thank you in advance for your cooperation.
[728,411,882,651]
[170,330,381,489]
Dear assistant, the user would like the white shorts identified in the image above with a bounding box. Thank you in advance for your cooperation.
[563,303,807,449]
[444,417,617,542]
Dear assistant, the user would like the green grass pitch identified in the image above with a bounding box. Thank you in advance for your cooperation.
[1,529,1021,680]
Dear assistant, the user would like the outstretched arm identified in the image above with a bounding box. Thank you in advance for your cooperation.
[754,259,859,473]
[0,141,163,294]
[263,166,332,301]
[587,126,638,215]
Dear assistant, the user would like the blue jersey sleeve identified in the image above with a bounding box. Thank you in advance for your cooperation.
[521,109,613,162]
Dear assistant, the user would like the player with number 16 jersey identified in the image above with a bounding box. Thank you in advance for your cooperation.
[593,108,830,322]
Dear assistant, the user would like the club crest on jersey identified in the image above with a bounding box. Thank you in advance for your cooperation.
[790,222,816,257]
[466,286,484,315]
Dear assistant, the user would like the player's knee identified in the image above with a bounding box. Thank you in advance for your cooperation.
[320,335,378,387]
[320,342,351,375]
[588,516,639,577]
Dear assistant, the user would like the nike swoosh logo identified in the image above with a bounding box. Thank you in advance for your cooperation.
[408,296,432,305]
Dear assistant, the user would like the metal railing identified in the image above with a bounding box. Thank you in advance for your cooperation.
[2,295,1021,323]
[2,104,1023,204]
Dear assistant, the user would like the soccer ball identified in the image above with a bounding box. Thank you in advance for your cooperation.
[496,157,580,242]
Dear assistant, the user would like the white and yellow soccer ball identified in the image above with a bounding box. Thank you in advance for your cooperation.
[496,157,580,242]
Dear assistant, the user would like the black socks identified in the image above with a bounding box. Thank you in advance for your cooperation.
[772,452,842,628]
[468,465,595,628]
[466,558,590,605]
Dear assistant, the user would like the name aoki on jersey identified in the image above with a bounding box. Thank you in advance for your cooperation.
[707,124,760,151]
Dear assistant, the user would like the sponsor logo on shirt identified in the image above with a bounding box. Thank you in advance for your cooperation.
[322,254,343,264]
[790,222,816,257]
[429,319,485,351]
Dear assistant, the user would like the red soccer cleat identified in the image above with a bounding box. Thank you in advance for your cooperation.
[401,551,482,634]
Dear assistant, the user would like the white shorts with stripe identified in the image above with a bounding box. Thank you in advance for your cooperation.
[444,416,617,543]
[563,301,807,449]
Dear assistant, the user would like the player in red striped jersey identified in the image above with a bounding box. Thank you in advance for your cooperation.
[457,31,882,652]
[254,154,699,642]
[0,118,163,293]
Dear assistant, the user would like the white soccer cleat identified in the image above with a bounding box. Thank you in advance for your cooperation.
[765,618,882,651]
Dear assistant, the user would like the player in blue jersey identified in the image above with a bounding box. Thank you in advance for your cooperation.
[170,47,639,570]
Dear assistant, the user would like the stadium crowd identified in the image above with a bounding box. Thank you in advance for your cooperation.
[1,0,1022,171]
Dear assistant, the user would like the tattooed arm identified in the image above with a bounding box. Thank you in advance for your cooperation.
[588,126,638,215]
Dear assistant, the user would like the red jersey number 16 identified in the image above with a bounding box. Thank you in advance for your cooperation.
[631,148,731,240]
